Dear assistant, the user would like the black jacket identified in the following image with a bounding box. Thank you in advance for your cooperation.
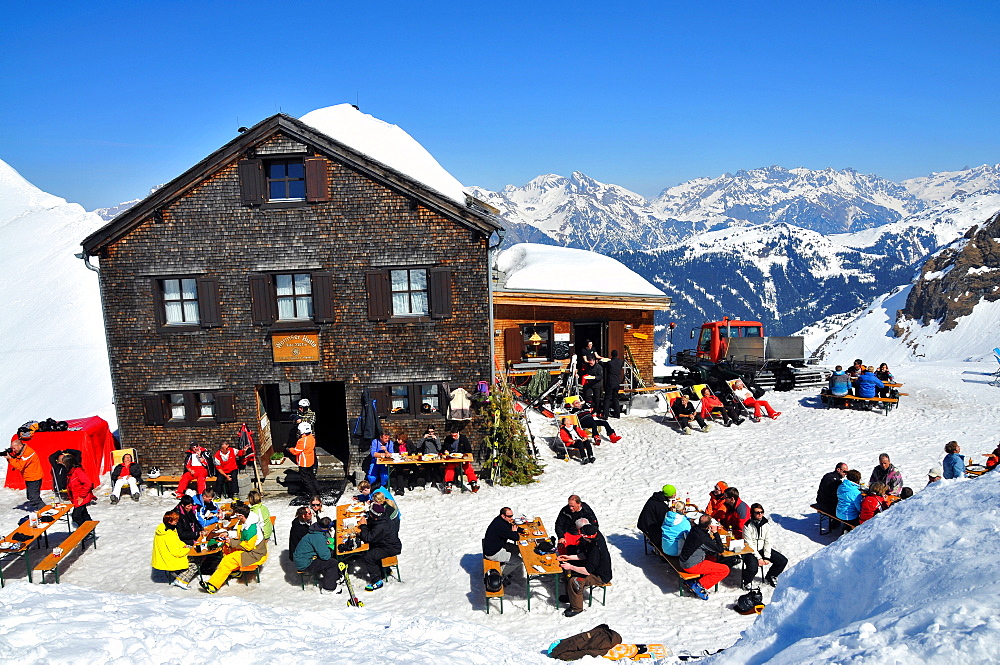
[672,398,697,417]
[603,357,624,388]
[174,506,201,545]
[443,433,471,455]
[482,515,517,557]
[111,462,142,483]
[816,471,842,512]
[555,501,599,539]
[360,516,402,555]
[678,524,724,570]
[637,491,671,543]
[577,532,613,583]
[48,449,81,492]
[289,518,312,555]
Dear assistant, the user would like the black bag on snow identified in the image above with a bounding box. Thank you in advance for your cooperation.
[735,587,763,614]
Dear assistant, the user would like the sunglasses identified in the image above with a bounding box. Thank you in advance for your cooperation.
[752,511,764,515]
[310,503,322,507]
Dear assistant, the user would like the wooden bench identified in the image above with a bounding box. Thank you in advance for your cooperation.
[811,503,855,535]
[483,557,504,614]
[642,534,714,597]
[835,395,900,416]
[381,555,401,583]
[145,475,217,496]
[34,521,99,584]
[587,581,612,607]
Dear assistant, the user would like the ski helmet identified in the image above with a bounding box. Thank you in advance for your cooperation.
[298,398,310,408]
[298,422,312,434]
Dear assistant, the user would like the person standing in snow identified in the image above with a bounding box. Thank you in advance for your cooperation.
[64,451,96,527]
[869,453,903,496]
[581,357,605,416]
[3,431,45,511]
[291,422,321,497]
[212,440,240,499]
[942,441,966,479]
[740,503,788,589]
[836,469,863,526]
[602,350,624,418]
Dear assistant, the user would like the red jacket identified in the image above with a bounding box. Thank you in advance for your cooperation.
[559,425,590,445]
[859,494,887,523]
[67,466,96,507]
[720,498,750,538]
[184,447,209,473]
[213,448,239,474]
[699,395,725,420]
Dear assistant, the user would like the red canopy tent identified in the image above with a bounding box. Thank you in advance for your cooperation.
[5,416,115,490]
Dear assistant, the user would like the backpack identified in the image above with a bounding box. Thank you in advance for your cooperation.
[484,568,503,593]
[734,587,763,614]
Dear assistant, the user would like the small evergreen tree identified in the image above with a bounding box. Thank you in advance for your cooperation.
[483,379,544,486]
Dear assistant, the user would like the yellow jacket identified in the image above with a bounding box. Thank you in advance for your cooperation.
[151,523,192,571]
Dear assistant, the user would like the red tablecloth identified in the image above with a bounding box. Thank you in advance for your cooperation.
[5,416,115,490]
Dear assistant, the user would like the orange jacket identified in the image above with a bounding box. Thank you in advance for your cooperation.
[8,444,43,482]
[290,434,316,468]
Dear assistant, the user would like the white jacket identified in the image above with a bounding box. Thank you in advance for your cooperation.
[742,517,773,559]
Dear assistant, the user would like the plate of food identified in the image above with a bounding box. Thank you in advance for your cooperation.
[0,541,21,551]
[449,453,464,459]
[347,504,366,513]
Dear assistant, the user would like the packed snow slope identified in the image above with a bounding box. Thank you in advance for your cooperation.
[2,362,999,664]
[0,159,113,436]
[713,473,1000,665]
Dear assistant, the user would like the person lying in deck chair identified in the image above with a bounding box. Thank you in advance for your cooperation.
[672,394,711,434]
[698,387,743,426]
[558,416,595,465]
[730,380,780,421]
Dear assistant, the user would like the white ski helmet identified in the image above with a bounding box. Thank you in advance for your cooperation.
[298,422,312,434]
[298,398,311,408]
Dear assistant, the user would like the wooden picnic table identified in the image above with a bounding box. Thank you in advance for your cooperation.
[379,453,473,466]
[0,503,73,584]
[515,517,562,611]
[335,503,369,557]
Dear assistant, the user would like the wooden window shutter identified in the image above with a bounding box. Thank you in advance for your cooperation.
[142,395,165,425]
[608,321,625,358]
[365,270,391,320]
[238,159,264,205]
[429,268,452,319]
[369,387,387,417]
[304,157,330,202]
[151,278,166,327]
[249,275,276,325]
[311,271,335,323]
[504,327,523,365]
[197,276,222,328]
[214,392,237,423]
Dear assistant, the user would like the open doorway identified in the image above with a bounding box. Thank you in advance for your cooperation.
[573,321,606,360]
[259,381,349,476]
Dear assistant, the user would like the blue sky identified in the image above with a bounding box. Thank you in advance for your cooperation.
[2,1,997,210]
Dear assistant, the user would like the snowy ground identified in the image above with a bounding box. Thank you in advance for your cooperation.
[2,360,999,663]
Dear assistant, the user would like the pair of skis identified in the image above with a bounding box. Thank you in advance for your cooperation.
[338,561,364,608]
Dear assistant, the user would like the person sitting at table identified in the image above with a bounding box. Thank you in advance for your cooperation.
[836,469,863,527]
[308,495,326,524]
[859,482,890,524]
[442,427,480,493]
[673,393,712,434]
[175,442,211,498]
[3,431,46,511]
[740,503,788,589]
[869,453,903,496]
[637,483,676,547]
[706,481,729,521]
[367,431,396,490]
[151,510,200,590]
[855,366,885,404]
[193,489,220,529]
[201,504,268,594]
[558,517,590,556]
[678,514,729,599]
[247,491,273,543]
[660,499,691,557]
[943,441,967,479]
[390,430,412,495]
[174,495,201,545]
[288,505,314,555]
[212,440,241,500]
[874,363,895,397]
[64,451,95,528]
[357,501,402,592]
[293,516,339,591]
[845,358,865,381]
[816,462,848,515]
[555,495,600,543]
[109,453,142,504]
[730,380,780,421]
[699,387,742,426]
[483,507,520,580]
[720,487,751,538]
[559,523,612,618]
[567,396,621,443]
[558,417,595,465]
[824,366,851,408]
[372,489,400,521]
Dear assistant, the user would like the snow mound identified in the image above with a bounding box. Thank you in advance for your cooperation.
[496,243,665,296]
[299,104,469,205]
[0,583,549,664]
[713,473,1000,665]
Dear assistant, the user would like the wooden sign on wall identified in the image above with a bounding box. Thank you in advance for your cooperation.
[272,333,320,363]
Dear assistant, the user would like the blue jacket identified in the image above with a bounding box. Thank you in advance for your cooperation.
[293,528,334,571]
[943,453,965,479]
[660,511,691,556]
[193,495,219,528]
[855,372,884,399]
[828,371,850,397]
[836,479,862,521]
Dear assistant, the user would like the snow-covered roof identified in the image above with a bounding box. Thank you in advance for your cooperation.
[300,104,468,205]
[495,243,666,297]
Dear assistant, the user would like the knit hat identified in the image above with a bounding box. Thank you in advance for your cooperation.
[369,502,387,518]
[579,524,598,537]
[662,484,676,498]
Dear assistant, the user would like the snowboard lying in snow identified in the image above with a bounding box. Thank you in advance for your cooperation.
[604,644,670,660]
